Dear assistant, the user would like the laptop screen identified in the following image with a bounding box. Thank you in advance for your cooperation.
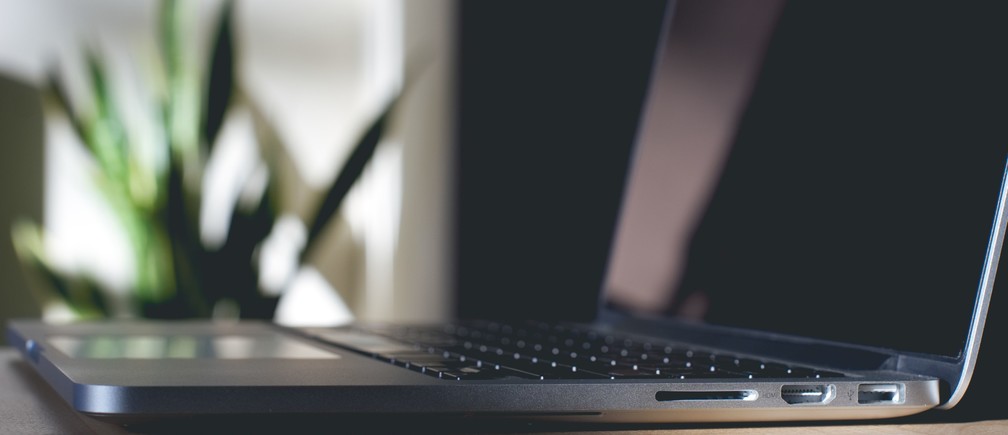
[603,0,1008,357]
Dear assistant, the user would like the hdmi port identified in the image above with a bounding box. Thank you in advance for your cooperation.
[781,384,835,405]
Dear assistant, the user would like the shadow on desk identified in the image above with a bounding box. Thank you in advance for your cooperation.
[95,415,1008,435]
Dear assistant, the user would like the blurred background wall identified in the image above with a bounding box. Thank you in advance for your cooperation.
[0,77,45,340]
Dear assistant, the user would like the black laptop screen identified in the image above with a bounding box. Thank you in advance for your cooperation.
[603,0,1008,357]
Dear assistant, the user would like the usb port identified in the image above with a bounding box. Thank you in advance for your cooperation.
[857,384,904,404]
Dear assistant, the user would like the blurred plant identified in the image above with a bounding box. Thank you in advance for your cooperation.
[11,0,398,320]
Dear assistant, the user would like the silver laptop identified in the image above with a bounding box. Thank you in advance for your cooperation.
[8,0,1006,423]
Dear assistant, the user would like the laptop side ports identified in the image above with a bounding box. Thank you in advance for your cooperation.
[780,384,836,405]
[857,384,904,404]
[655,390,758,402]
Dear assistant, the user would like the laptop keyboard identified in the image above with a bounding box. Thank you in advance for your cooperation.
[312,320,847,381]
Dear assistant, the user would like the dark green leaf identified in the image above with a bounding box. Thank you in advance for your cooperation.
[164,158,211,316]
[245,91,294,215]
[299,57,432,261]
[85,52,109,117]
[204,1,235,151]
[301,95,399,261]
[44,71,89,147]
[205,182,278,319]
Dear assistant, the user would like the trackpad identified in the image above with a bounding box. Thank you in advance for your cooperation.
[46,334,340,359]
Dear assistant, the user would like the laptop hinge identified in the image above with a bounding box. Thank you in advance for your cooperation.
[896,353,963,404]
[599,312,899,372]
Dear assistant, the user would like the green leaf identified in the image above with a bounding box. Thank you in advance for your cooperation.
[84,51,129,185]
[298,57,432,260]
[159,0,201,163]
[205,178,278,319]
[245,91,294,214]
[159,0,180,83]
[10,220,108,319]
[301,94,399,261]
[10,220,46,272]
[43,71,89,147]
[204,1,235,151]
[163,158,211,316]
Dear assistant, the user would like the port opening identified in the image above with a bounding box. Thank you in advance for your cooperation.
[858,384,904,404]
[655,390,758,402]
[781,384,836,405]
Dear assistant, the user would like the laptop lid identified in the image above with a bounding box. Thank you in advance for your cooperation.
[599,0,1008,408]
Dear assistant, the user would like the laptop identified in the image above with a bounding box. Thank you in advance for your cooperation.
[8,0,1007,424]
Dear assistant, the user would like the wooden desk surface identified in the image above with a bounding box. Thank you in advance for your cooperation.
[2,348,1003,434]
